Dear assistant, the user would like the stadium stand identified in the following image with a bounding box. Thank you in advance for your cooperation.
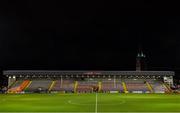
[8,80,23,93]
[9,80,22,89]
[60,80,74,92]
[147,79,167,93]
[3,70,175,94]
[8,80,30,93]
[51,80,61,91]
[25,79,51,93]
[101,79,123,92]
[77,80,98,93]
[125,79,149,93]
[50,79,75,92]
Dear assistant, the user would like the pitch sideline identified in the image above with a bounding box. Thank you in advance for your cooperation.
[0,112,180,113]
[95,93,98,113]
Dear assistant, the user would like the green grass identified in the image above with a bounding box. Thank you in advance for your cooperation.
[0,93,180,112]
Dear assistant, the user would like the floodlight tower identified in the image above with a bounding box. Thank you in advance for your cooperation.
[136,48,146,71]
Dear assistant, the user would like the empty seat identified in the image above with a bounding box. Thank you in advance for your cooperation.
[101,79,122,91]
[26,80,51,92]
[125,79,148,92]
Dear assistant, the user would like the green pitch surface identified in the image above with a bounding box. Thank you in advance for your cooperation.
[0,93,180,112]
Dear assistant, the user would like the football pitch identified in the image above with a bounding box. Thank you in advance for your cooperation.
[0,93,180,112]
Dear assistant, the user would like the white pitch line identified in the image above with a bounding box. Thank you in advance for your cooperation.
[95,93,98,113]
[1,112,180,113]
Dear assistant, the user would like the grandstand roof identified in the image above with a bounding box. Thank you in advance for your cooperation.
[3,70,175,76]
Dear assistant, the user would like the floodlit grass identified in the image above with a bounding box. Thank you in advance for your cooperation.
[0,93,180,112]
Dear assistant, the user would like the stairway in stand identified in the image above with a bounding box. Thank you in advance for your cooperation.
[122,82,128,93]
[146,81,153,93]
[162,83,172,93]
[17,80,30,92]
[9,80,30,93]
[48,81,56,92]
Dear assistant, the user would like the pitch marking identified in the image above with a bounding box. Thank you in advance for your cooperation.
[95,93,98,113]
[0,112,180,113]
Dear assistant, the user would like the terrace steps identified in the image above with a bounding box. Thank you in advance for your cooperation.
[146,81,153,93]
[49,81,56,91]
[74,81,78,93]
[8,80,30,93]
[18,80,30,92]
[26,80,52,92]
[122,82,128,93]
[8,81,22,93]
[162,83,172,93]
[24,81,32,91]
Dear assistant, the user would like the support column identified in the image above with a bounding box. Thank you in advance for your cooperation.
[60,75,63,88]
[114,75,116,89]
[98,82,102,92]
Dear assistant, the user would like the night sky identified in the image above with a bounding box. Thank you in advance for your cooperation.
[0,1,179,77]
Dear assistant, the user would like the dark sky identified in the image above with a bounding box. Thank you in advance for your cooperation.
[0,1,179,76]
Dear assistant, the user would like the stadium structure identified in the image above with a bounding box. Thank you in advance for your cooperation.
[5,70,174,94]
[3,51,175,94]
